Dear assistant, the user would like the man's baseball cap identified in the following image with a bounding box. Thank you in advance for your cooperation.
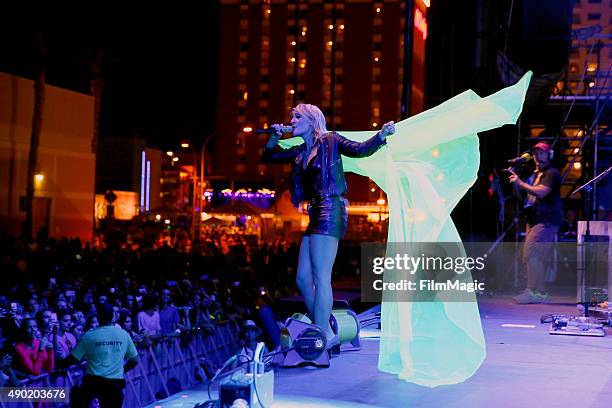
[533,142,550,151]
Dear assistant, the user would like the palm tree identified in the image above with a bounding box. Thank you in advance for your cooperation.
[82,49,105,239]
[23,30,46,241]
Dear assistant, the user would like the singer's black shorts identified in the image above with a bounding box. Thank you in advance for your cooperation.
[305,195,348,240]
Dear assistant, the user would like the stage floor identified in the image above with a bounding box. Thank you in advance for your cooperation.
[148,296,612,408]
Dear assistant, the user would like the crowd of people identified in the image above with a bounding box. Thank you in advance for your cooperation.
[0,221,363,385]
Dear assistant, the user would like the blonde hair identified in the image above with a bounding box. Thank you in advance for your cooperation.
[292,103,328,139]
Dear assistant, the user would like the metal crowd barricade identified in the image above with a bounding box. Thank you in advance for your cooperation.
[124,320,240,407]
[0,320,241,408]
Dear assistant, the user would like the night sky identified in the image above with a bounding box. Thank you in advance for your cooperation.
[0,8,219,149]
[1,2,580,239]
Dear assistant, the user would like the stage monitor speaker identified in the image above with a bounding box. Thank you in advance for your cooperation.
[330,301,361,351]
[273,317,329,368]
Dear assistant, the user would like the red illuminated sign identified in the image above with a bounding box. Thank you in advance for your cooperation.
[414,8,428,40]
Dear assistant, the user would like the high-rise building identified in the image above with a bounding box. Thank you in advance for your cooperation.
[549,0,611,209]
[212,0,429,204]
[567,0,611,95]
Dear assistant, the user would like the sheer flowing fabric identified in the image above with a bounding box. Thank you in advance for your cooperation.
[279,72,532,386]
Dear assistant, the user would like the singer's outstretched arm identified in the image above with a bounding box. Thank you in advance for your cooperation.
[335,120,393,158]
[335,132,387,158]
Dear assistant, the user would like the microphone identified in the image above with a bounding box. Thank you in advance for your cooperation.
[253,126,292,134]
[507,152,532,164]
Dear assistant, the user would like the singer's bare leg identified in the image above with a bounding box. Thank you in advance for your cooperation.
[296,236,315,316]
[309,234,339,340]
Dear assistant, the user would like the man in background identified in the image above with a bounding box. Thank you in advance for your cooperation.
[509,142,562,303]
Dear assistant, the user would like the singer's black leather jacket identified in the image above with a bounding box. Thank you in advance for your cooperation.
[262,131,386,207]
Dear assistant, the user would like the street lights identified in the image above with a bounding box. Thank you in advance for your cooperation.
[183,132,217,240]
[178,141,199,239]
[377,197,386,223]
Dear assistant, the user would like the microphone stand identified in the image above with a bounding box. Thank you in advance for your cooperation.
[502,162,534,289]
[483,168,519,293]
[571,165,612,317]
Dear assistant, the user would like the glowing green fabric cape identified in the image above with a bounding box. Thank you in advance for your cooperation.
[279,72,532,386]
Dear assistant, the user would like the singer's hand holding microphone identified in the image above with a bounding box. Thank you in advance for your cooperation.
[253,123,293,137]
[262,124,292,148]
